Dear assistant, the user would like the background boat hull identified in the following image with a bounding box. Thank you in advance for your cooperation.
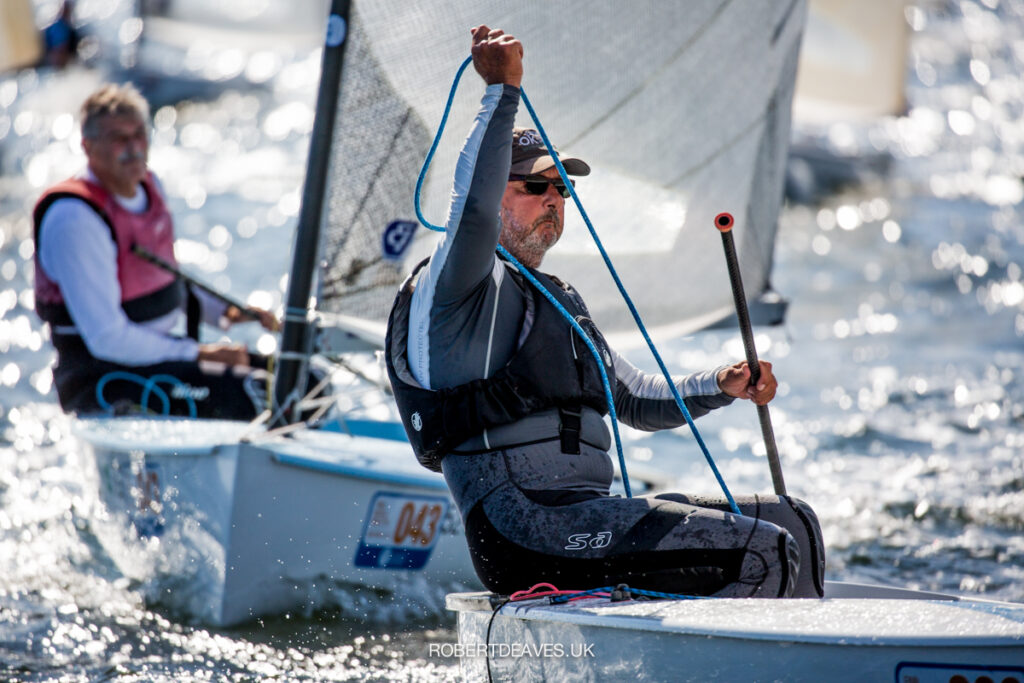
[79,418,480,626]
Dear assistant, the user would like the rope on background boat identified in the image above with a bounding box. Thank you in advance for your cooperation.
[416,56,741,512]
[95,371,197,418]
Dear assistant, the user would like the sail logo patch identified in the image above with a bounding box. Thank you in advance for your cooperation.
[411,412,423,431]
[326,15,346,47]
[382,220,418,261]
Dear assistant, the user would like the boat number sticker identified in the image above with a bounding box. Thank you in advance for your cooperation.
[382,220,418,261]
[354,492,449,570]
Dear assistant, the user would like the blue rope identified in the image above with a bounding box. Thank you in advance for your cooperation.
[414,61,630,497]
[548,585,712,604]
[141,374,197,418]
[96,371,198,418]
[414,113,628,494]
[415,56,740,513]
[495,243,631,498]
[546,586,610,602]
[518,91,739,516]
[414,56,474,231]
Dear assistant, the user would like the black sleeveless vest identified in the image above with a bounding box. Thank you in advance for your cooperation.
[385,258,614,472]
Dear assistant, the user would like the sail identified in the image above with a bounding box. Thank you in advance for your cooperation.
[794,0,909,125]
[0,0,42,73]
[314,0,806,337]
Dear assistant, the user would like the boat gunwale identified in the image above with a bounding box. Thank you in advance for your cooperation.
[73,416,255,455]
[271,452,449,490]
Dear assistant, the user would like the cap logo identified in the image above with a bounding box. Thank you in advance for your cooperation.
[514,130,543,147]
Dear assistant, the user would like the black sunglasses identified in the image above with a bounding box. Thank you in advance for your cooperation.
[509,174,575,198]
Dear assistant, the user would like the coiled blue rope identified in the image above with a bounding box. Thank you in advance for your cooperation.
[415,57,740,514]
[96,371,198,418]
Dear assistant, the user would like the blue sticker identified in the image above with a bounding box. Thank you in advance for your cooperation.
[382,220,419,261]
[326,15,347,47]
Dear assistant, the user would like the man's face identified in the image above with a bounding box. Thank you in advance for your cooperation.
[499,167,567,269]
[82,113,149,196]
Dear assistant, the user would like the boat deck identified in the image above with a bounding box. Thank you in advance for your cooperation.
[448,583,1024,646]
[447,583,1024,681]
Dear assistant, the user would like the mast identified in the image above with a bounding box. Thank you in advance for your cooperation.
[272,0,351,425]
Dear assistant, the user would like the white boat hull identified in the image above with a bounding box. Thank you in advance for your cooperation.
[77,417,481,626]
[447,582,1024,682]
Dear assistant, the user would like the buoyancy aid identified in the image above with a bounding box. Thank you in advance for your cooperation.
[32,173,183,328]
[385,258,615,472]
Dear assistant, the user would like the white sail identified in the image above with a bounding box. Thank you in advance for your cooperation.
[794,0,909,125]
[316,0,806,336]
[0,0,42,73]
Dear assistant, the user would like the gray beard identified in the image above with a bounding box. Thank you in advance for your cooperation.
[498,208,561,269]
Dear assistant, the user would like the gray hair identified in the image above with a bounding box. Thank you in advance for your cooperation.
[80,83,150,140]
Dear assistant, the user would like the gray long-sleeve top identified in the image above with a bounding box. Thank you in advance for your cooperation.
[408,83,733,467]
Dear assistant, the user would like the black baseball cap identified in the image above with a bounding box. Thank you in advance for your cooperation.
[509,127,590,176]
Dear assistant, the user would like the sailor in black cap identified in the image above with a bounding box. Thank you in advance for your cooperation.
[385,25,824,598]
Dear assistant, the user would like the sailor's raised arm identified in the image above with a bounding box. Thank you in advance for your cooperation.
[426,27,523,302]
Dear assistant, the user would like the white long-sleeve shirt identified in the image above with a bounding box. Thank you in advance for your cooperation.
[37,169,228,366]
